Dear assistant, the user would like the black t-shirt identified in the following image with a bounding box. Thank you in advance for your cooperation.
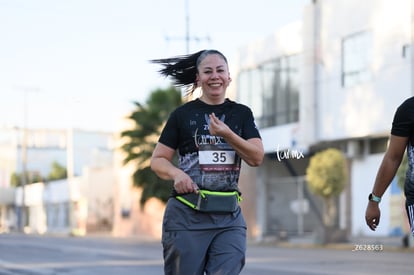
[391,96,414,203]
[158,98,261,195]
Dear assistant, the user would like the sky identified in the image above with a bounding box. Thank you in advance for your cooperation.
[0,0,309,132]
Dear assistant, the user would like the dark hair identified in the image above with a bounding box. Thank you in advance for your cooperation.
[150,49,228,97]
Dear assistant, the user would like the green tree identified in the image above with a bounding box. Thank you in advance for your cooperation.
[10,172,22,187]
[47,161,67,181]
[10,171,43,186]
[10,161,67,187]
[306,148,348,243]
[121,86,182,206]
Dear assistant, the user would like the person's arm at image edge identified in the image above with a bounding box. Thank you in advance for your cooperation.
[365,135,408,230]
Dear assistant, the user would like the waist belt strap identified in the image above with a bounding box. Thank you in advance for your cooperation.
[176,190,242,213]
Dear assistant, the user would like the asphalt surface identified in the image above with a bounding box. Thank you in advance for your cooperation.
[0,233,413,274]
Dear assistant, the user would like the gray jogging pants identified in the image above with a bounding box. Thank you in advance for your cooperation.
[162,226,246,275]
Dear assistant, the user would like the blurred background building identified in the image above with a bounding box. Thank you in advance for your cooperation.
[0,127,115,235]
[234,0,412,242]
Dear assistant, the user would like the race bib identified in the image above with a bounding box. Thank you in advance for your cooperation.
[199,150,236,165]
[198,144,238,171]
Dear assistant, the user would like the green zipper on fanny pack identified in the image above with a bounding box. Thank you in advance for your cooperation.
[199,190,242,202]
[176,190,242,210]
[176,195,198,209]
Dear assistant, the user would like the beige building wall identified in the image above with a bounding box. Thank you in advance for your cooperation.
[112,125,165,240]
[239,163,259,240]
[83,165,115,232]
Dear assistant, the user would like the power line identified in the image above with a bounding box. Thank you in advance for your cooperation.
[164,0,211,54]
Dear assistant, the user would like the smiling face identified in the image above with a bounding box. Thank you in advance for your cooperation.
[196,53,231,105]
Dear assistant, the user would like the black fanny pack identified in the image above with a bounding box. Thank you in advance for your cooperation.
[176,190,241,213]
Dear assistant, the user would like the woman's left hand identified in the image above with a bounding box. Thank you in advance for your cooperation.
[208,112,230,137]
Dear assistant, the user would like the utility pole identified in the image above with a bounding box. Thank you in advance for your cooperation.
[185,0,190,54]
[165,0,210,53]
[16,86,39,232]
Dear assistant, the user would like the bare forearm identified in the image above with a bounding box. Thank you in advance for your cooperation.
[207,112,264,166]
[223,132,264,167]
[371,135,407,197]
[372,155,403,196]
[150,157,181,180]
[151,154,197,194]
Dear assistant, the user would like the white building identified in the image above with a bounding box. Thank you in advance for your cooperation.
[0,127,115,234]
[234,0,412,241]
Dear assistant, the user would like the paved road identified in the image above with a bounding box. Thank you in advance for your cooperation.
[0,233,413,274]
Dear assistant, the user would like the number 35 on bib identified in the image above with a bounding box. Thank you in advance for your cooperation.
[198,145,239,171]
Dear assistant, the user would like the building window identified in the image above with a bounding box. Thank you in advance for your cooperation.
[342,31,372,87]
[237,54,299,128]
[238,69,263,120]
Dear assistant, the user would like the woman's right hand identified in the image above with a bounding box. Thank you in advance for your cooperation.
[151,142,199,194]
[173,171,199,194]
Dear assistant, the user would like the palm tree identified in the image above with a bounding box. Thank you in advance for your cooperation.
[121,86,182,206]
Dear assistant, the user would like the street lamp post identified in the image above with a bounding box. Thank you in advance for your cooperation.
[16,87,39,232]
[19,92,28,232]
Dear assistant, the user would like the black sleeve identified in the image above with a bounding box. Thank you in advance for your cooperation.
[241,106,262,140]
[391,98,414,137]
[158,109,179,150]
